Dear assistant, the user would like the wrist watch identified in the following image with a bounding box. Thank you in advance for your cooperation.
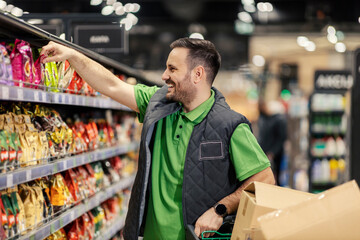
[214,203,227,218]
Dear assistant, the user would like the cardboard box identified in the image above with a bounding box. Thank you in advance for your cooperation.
[258,180,360,240]
[231,182,313,240]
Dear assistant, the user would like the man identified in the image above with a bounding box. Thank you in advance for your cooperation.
[257,99,287,184]
[41,38,275,240]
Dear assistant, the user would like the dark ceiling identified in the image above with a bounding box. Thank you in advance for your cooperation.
[5,0,360,70]
[9,0,360,25]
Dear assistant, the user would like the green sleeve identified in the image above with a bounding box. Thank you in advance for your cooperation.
[229,123,271,181]
[134,84,160,123]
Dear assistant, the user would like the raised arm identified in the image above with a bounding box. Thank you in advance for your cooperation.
[40,41,139,112]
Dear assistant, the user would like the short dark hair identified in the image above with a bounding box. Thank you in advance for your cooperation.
[170,38,221,85]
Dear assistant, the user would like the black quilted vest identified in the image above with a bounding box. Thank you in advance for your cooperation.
[123,86,251,240]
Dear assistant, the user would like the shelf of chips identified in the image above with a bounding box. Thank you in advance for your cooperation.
[0,85,131,110]
[0,142,138,190]
[19,174,135,240]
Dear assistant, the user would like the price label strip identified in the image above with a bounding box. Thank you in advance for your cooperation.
[2,86,9,99]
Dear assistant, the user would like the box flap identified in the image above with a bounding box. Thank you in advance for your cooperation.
[246,181,313,209]
[258,180,360,240]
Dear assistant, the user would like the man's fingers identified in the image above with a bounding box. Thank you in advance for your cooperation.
[194,225,201,237]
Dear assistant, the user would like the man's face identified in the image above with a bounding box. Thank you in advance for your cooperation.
[162,48,196,105]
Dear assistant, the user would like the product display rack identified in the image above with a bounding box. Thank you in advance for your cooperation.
[0,85,132,110]
[0,10,150,240]
[17,174,134,240]
[0,142,138,190]
[308,70,352,193]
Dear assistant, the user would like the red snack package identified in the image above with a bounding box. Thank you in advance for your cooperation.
[110,156,123,174]
[63,169,81,202]
[66,71,84,95]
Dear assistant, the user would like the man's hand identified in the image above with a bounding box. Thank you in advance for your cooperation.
[194,207,223,238]
[40,41,77,63]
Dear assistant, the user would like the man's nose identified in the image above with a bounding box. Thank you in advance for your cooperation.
[162,69,169,81]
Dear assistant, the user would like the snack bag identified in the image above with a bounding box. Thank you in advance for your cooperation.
[32,186,45,226]
[72,168,88,200]
[33,177,53,221]
[13,188,26,234]
[33,57,44,89]
[18,184,37,230]
[7,189,22,235]
[0,115,4,130]
[44,62,59,92]
[63,169,81,202]
[10,39,34,87]
[58,60,74,91]
[7,132,17,171]
[0,195,9,238]
[66,71,84,95]
[1,192,16,237]
[0,44,13,85]
[83,164,96,195]
[0,131,9,173]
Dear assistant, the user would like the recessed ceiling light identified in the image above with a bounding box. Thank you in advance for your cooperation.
[335,42,346,53]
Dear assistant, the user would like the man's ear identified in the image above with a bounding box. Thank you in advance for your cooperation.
[193,65,205,84]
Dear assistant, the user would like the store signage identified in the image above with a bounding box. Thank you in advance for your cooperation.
[314,70,353,91]
[74,25,125,53]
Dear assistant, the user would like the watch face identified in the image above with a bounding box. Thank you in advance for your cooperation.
[216,204,227,215]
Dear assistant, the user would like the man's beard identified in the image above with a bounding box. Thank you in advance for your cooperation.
[166,73,196,106]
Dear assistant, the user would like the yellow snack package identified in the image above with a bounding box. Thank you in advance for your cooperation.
[0,115,5,130]
[18,184,36,230]
[32,186,44,226]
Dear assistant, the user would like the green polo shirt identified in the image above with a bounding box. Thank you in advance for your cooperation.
[134,84,270,240]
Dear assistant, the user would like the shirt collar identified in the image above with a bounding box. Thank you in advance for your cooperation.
[180,89,215,124]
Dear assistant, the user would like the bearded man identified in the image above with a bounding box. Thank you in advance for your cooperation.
[41,38,275,240]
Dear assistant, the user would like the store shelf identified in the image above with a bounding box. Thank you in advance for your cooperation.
[0,85,132,110]
[18,174,135,240]
[0,11,159,87]
[96,213,127,240]
[0,142,138,190]
[310,110,345,115]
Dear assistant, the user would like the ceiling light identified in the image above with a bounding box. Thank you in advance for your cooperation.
[5,4,14,12]
[124,3,134,13]
[11,7,23,17]
[238,11,252,23]
[327,34,337,44]
[327,26,336,35]
[106,0,116,5]
[257,2,266,12]
[264,2,273,12]
[305,41,316,51]
[297,36,309,47]
[252,55,265,67]
[120,18,133,31]
[115,6,125,15]
[0,0,6,10]
[59,33,66,40]
[90,0,102,6]
[242,0,254,5]
[335,42,346,53]
[244,4,256,13]
[189,33,204,40]
[257,2,273,12]
[358,17,360,23]
[127,13,138,25]
[27,19,44,24]
[133,3,140,13]
[113,2,122,9]
[101,5,114,15]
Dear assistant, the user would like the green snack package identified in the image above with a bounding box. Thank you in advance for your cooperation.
[1,194,16,237]
[50,62,59,93]
[0,131,9,173]
[44,62,54,92]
